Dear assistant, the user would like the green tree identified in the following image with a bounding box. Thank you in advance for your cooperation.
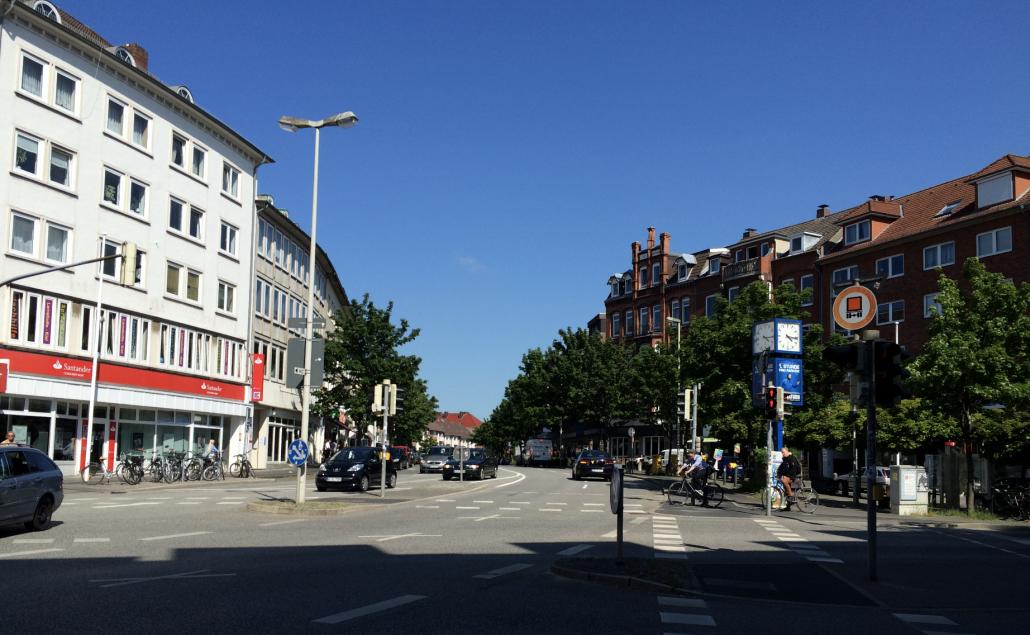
[315,294,437,445]
[627,343,679,444]
[909,257,1030,512]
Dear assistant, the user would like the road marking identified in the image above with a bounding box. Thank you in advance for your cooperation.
[90,569,236,588]
[139,531,212,542]
[510,501,530,505]
[660,612,716,626]
[583,503,604,507]
[556,544,594,556]
[776,536,807,542]
[658,596,707,608]
[359,533,443,542]
[74,538,111,543]
[473,563,532,580]
[312,595,427,625]
[932,530,1030,560]
[545,502,568,506]
[0,548,64,558]
[492,470,526,489]
[185,497,210,500]
[539,508,563,512]
[602,530,618,538]
[435,499,456,503]
[455,506,480,510]
[177,502,202,505]
[770,532,800,537]
[13,538,54,544]
[626,510,647,514]
[499,507,521,511]
[147,497,171,501]
[893,614,956,626]
[259,519,308,527]
[654,537,683,544]
[216,501,243,505]
[580,509,603,513]
[416,505,440,509]
[94,501,162,509]
[625,503,642,507]
[473,500,493,504]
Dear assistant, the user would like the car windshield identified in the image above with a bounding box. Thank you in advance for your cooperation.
[333,448,373,463]
[579,451,607,459]
[467,450,486,460]
[428,448,452,457]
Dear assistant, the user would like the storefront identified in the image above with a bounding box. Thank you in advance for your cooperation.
[0,348,248,475]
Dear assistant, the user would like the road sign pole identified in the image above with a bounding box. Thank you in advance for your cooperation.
[863,337,878,582]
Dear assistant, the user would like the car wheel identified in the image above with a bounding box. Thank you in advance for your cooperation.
[357,475,370,492]
[491,468,498,479]
[443,474,451,481]
[572,471,580,480]
[26,496,54,531]
[387,473,397,489]
[316,485,326,492]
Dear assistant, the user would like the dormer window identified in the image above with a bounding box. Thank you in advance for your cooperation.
[844,219,871,246]
[677,262,687,281]
[709,258,720,275]
[33,1,61,22]
[610,281,619,297]
[976,172,1013,209]
[115,47,136,67]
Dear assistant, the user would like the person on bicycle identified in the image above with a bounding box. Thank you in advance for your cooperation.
[777,446,802,511]
[677,449,708,506]
[203,438,220,464]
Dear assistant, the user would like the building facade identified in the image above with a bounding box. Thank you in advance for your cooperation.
[0,1,270,474]
[249,196,347,468]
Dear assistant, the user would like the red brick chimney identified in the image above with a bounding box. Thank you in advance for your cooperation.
[659,232,670,253]
[647,227,656,250]
[817,204,829,218]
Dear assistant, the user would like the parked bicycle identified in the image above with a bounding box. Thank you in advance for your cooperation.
[80,459,118,485]
[982,484,1029,520]
[119,453,145,485]
[229,453,254,478]
[201,452,225,481]
[764,475,819,513]
[668,473,724,507]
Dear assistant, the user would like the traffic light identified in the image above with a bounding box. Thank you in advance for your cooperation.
[675,388,692,420]
[873,341,912,407]
[119,242,138,285]
[822,342,864,374]
[774,387,785,420]
[393,386,405,414]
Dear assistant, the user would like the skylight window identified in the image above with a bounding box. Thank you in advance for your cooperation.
[934,201,961,217]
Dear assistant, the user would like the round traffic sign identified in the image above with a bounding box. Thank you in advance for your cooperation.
[832,284,877,331]
[287,439,309,467]
[627,426,635,438]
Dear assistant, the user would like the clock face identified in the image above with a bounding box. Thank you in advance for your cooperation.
[776,321,802,353]
[752,321,774,354]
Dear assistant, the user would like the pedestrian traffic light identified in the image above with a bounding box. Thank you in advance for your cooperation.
[764,386,776,419]
[774,387,785,420]
[873,341,912,407]
[119,242,138,286]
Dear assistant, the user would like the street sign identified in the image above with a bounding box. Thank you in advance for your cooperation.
[288,316,326,330]
[627,426,635,439]
[287,439,309,467]
[832,284,877,331]
[286,338,325,389]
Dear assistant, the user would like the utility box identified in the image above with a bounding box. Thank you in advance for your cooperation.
[890,465,929,516]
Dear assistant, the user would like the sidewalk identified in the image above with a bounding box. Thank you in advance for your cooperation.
[63,466,298,494]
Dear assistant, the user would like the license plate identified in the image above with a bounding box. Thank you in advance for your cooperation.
[326,477,342,482]
[592,468,603,473]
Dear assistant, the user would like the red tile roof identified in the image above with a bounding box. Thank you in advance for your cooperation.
[965,154,1030,182]
[435,411,482,429]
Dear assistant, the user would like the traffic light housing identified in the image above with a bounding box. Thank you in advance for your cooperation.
[393,386,405,414]
[763,386,785,420]
[874,341,912,407]
[676,388,692,420]
[822,342,864,374]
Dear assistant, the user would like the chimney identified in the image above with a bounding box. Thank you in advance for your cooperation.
[122,43,149,71]
[742,228,757,239]
[869,195,886,202]
[659,232,670,253]
[647,227,656,249]
[816,204,829,218]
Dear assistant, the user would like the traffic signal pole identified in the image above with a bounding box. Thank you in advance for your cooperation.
[863,335,878,582]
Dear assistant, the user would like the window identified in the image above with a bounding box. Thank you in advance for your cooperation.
[49,145,72,187]
[651,263,660,287]
[45,223,69,263]
[129,179,148,216]
[188,206,204,240]
[705,294,718,316]
[14,132,40,176]
[8,290,70,350]
[781,278,795,288]
[790,236,803,254]
[10,212,37,255]
[625,310,634,336]
[671,299,680,321]
[166,263,181,296]
[976,172,1013,208]
[800,274,814,306]
[20,54,44,97]
[761,243,770,257]
[639,307,649,334]
[168,198,184,232]
[832,265,858,290]
[924,293,942,318]
[844,220,871,245]
[132,113,150,149]
[171,134,186,167]
[677,262,687,281]
[610,281,618,298]
[131,249,145,287]
[735,250,744,263]
[923,241,955,269]
[709,258,720,274]
[186,270,201,302]
[652,305,661,332]
[746,245,759,260]
[99,238,119,279]
[54,70,77,112]
[877,300,905,325]
[639,267,648,289]
[219,222,238,257]
[217,281,235,313]
[222,163,240,198]
[875,254,904,279]
[935,200,961,217]
[727,286,740,302]
[191,145,206,178]
[103,168,122,206]
[98,309,149,362]
[273,229,284,267]
[159,323,210,373]
[681,297,690,321]
[611,313,621,337]
[976,227,1012,258]
[106,99,124,135]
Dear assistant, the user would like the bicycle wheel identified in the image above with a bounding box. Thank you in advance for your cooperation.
[668,481,687,505]
[202,465,216,481]
[80,463,97,484]
[124,465,142,485]
[185,460,202,481]
[705,482,724,508]
[229,461,241,477]
[242,462,253,478]
[796,488,819,513]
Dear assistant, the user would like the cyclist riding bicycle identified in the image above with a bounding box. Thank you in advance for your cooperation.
[677,449,708,506]
[777,446,802,511]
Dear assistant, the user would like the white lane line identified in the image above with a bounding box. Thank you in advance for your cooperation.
[580,509,603,513]
[492,470,526,489]
[455,506,480,510]
[892,614,956,626]
[13,538,54,544]
[626,510,647,515]
[658,596,707,608]
[216,501,244,505]
[583,503,604,507]
[74,538,111,543]
[313,595,427,625]
[932,530,1030,560]
[473,563,532,580]
[510,501,531,505]
[653,537,684,544]
[0,548,64,558]
[539,508,563,512]
[625,503,642,507]
[769,532,800,537]
[544,502,568,506]
[139,531,212,542]
[655,545,686,552]
[582,483,588,489]
[259,518,309,527]
[185,497,210,500]
[416,505,440,509]
[776,537,807,542]
[499,507,521,511]
[435,499,456,503]
[660,612,716,626]
[473,501,494,504]
[94,501,162,509]
[176,502,202,505]
[556,544,594,556]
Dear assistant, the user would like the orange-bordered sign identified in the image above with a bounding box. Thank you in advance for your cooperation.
[832,284,877,331]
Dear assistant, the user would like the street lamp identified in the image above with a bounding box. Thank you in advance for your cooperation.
[279,110,358,504]
[666,317,682,449]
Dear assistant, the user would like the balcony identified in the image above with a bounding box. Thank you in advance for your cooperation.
[722,257,761,282]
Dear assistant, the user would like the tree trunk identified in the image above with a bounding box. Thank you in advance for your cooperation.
[963,413,975,515]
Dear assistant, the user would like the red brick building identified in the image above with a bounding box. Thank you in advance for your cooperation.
[603,154,1030,353]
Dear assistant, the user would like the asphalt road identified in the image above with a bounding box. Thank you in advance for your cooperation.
[3,467,1029,634]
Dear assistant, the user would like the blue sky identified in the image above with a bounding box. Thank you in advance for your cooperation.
[60,0,1030,419]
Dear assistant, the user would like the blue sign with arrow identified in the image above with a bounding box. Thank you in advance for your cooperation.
[287,439,309,467]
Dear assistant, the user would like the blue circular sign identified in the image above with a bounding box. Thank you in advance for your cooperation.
[287,439,309,466]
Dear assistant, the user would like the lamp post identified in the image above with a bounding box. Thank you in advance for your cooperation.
[666,316,682,449]
[279,110,358,504]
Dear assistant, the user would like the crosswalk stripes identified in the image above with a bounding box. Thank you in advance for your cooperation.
[657,595,716,628]
[751,518,843,563]
[652,514,688,559]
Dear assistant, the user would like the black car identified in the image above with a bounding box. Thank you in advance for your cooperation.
[0,444,64,531]
[571,450,613,480]
[442,449,498,480]
[316,446,397,492]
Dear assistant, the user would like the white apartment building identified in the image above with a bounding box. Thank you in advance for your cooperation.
[251,196,346,468]
[0,1,271,474]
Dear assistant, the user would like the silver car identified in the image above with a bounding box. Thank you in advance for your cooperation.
[0,445,64,531]
[419,446,454,474]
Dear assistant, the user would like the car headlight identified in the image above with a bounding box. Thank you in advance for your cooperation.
[348,464,364,472]
[468,465,480,469]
